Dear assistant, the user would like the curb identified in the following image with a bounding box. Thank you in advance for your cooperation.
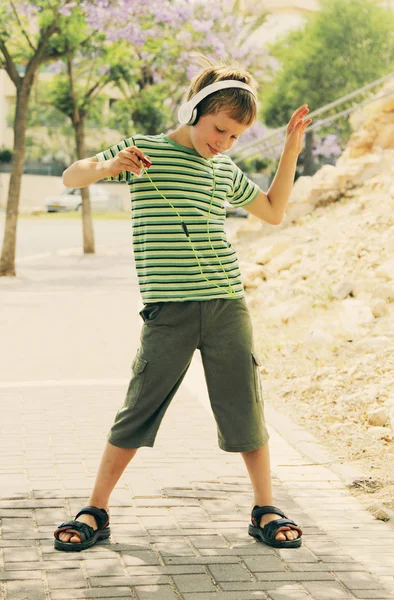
[265,402,394,526]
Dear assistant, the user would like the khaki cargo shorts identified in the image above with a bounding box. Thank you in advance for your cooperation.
[107,297,269,453]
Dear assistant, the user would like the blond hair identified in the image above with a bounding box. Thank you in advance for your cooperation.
[186,54,259,125]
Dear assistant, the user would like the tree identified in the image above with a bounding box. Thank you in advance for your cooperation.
[261,0,394,175]
[0,0,93,276]
[1,0,270,273]
[35,0,272,254]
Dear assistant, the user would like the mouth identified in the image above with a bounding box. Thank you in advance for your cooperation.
[208,144,220,155]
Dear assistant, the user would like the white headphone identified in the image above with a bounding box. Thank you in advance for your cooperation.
[178,80,257,126]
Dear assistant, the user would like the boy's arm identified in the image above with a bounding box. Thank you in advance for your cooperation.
[243,148,298,225]
[62,157,112,188]
[62,145,149,188]
[245,105,311,225]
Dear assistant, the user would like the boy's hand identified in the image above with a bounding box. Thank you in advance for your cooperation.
[284,105,312,157]
[108,145,151,177]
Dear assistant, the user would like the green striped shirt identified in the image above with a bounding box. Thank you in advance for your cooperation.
[96,133,260,303]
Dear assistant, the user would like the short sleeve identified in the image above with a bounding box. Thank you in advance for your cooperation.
[96,137,135,182]
[227,160,260,207]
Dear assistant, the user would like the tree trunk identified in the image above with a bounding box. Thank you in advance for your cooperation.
[75,117,95,254]
[0,85,31,276]
[303,129,315,176]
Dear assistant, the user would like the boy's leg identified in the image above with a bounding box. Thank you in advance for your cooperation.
[241,442,299,542]
[199,298,299,543]
[58,441,138,543]
[59,300,201,544]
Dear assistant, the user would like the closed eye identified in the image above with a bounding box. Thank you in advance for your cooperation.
[215,127,238,139]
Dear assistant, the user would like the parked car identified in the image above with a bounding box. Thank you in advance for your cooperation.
[45,187,247,217]
[224,200,248,218]
[45,186,118,212]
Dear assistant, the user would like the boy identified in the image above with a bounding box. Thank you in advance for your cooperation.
[54,62,311,552]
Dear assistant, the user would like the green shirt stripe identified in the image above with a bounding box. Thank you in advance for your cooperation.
[96,133,260,303]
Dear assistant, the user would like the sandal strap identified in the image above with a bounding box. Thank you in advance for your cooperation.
[74,505,109,529]
[54,519,95,542]
[251,505,286,526]
[262,517,303,540]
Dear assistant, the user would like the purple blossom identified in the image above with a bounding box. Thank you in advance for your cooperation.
[313,134,342,158]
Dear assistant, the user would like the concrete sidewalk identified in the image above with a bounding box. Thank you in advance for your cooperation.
[1,248,394,600]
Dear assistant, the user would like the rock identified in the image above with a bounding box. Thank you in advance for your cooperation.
[332,279,355,300]
[289,175,313,204]
[254,240,292,265]
[305,328,335,347]
[376,257,394,281]
[304,328,335,359]
[366,502,391,521]
[308,164,342,207]
[388,403,394,430]
[370,299,389,318]
[262,246,303,277]
[372,284,394,303]
[283,176,315,222]
[367,407,389,427]
[338,298,375,338]
[262,298,312,326]
[349,477,381,492]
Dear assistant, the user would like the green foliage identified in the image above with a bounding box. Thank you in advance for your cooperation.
[262,0,394,128]
[0,148,13,163]
[236,156,270,173]
[131,86,173,135]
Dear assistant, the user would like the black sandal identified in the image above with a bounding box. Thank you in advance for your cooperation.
[248,505,303,548]
[54,505,110,552]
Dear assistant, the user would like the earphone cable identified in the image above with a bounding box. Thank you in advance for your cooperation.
[139,161,237,298]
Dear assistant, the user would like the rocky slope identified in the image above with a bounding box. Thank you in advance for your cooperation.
[233,80,394,517]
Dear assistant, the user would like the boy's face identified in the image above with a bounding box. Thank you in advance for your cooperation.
[190,110,251,158]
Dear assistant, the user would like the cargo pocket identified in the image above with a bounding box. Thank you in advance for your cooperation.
[126,350,148,409]
[252,351,263,403]
[139,302,165,323]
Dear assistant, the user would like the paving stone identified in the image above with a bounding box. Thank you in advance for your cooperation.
[254,572,336,583]
[288,562,367,572]
[266,585,312,600]
[182,593,267,600]
[242,556,287,573]
[46,569,87,588]
[154,541,196,557]
[336,572,394,590]
[6,560,80,571]
[126,565,206,576]
[276,547,319,562]
[135,585,179,599]
[171,574,217,593]
[50,589,133,599]
[198,545,273,556]
[349,591,394,599]
[207,563,252,582]
[301,581,354,598]
[5,580,46,600]
[0,571,42,580]
[89,575,169,587]
[122,550,161,566]
[3,547,40,562]
[187,535,229,549]
[163,556,240,565]
[83,558,126,577]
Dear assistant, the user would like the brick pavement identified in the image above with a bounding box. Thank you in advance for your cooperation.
[1,249,394,600]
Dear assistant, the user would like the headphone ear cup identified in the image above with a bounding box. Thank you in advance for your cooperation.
[188,107,198,126]
[178,102,192,125]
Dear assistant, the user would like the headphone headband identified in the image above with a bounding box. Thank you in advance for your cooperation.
[178,80,256,126]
